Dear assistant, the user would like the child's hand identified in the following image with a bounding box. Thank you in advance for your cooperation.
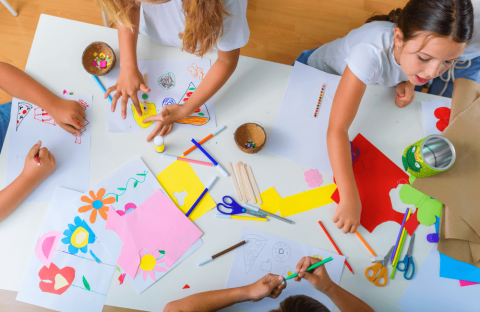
[333,197,361,234]
[245,274,286,302]
[293,256,334,293]
[105,67,150,119]
[49,99,86,135]
[144,104,190,141]
[21,141,56,185]
[395,81,415,108]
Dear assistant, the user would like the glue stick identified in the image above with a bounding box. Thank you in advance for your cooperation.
[154,136,165,153]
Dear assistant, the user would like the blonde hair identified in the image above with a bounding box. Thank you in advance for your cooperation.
[96,0,231,57]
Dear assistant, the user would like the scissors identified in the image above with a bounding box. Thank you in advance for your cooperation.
[350,142,360,163]
[365,246,394,287]
[397,233,416,280]
[217,196,267,218]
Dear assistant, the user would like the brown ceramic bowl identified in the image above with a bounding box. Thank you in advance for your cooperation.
[234,123,267,154]
[82,41,116,76]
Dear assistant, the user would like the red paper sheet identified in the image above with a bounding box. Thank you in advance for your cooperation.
[331,134,410,233]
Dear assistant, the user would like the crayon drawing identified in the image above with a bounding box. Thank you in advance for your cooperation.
[158,71,175,90]
[188,63,205,81]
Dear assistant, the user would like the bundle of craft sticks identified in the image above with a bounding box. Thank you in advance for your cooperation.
[227,162,262,204]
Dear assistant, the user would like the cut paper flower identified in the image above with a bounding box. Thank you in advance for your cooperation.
[35,231,61,268]
[304,169,323,188]
[78,188,115,223]
[136,249,167,282]
[61,216,95,254]
[38,263,75,295]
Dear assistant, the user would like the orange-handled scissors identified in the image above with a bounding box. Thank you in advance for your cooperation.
[365,246,394,287]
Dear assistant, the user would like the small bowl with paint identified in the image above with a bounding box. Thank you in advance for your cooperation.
[234,123,266,154]
[82,41,116,76]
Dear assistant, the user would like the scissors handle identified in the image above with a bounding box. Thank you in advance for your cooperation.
[216,203,245,215]
[403,257,415,280]
[397,255,409,272]
[373,266,388,287]
[365,263,382,283]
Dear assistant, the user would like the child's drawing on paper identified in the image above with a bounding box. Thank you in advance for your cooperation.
[131,102,156,129]
[272,242,291,262]
[169,82,211,126]
[16,102,33,131]
[158,71,175,90]
[34,108,56,126]
[421,99,452,136]
[243,235,267,274]
[188,63,205,81]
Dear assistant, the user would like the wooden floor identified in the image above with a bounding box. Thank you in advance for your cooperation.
[0,0,402,310]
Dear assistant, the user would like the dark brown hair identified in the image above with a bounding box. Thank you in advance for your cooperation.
[366,0,474,43]
[268,295,331,312]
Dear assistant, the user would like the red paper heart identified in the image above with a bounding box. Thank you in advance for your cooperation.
[434,107,451,132]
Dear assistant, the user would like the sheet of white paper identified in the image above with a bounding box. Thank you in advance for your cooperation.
[398,245,480,312]
[5,95,92,202]
[421,99,451,136]
[17,187,116,312]
[69,157,163,263]
[225,227,345,312]
[264,62,340,175]
[105,59,215,132]
[123,238,204,294]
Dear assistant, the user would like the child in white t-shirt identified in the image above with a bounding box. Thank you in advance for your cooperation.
[96,0,249,140]
[296,0,474,234]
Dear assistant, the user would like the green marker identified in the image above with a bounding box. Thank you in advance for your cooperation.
[284,257,333,282]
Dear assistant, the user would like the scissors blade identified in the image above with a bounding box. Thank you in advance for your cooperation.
[407,233,415,257]
[383,246,395,266]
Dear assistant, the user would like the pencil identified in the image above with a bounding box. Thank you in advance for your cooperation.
[197,240,246,265]
[355,231,376,257]
[183,126,226,156]
[162,154,213,167]
[92,75,112,103]
[318,221,354,274]
[215,214,267,222]
[391,211,412,279]
[391,208,410,263]
[285,256,333,281]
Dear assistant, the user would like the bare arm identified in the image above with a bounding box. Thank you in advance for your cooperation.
[0,62,86,135]
[144,48,240,140]
[327,66,366,234]
[164,274,285,312]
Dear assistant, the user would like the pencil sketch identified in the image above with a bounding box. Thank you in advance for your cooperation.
[242,234,267,274]
[272,242,291,262]
[158,72,176,90]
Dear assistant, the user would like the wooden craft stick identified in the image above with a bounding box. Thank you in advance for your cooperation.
[235,162,247,203]
[240,162,256,203]
[228,162,243,201]
[246,165,262,204]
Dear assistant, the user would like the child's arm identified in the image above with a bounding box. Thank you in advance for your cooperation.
[144,48,240,140]
[0,141,55,222]
[294,256,374,312]
[327,66,366,234]
[105,3,150,120]
[0,62,86,135]
[163,274,285,312]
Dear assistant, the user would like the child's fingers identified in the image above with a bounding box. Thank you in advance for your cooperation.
[121,95,129,119]
[104,85,116,99]
[139,83,150,93]
[342,223,352,234]
[111,91,121,112]
[146,123,162,142]
[158,124,170,136]
[349,224,358,234]
[27,140,42,158]
[164,123,174,136]
[336,219,345,230]
[39,147,49,159]
[131,93,143,116]
[143,115,160,123]
[60,123,81,135]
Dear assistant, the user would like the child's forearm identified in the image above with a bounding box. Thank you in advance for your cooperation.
[163,286,250,312]
[0,62,58,111]
[324,283,374,312]
[117,4,141,72]
[181,49,240,115]
[0,174,39,222]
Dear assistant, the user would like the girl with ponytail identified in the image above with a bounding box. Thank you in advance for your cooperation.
[295,0,474,234]
[96,0,249,139]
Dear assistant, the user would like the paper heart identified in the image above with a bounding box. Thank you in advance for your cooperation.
[434,107,451,132]
[38,263,75,295]
[399,183,442,225]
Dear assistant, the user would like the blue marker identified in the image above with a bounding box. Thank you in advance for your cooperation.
[92,75,112,103]
[191,138,229,177]
[186,176,218,217]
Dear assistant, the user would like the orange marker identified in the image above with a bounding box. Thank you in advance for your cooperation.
[318,221,354,274]
[355,231,376,257]
[183,126,225,156]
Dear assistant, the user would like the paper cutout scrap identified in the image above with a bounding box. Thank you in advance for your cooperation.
[118,273,126,285]
[16,102,33,131]
[304,169,323,188]
[399,178,442,226]
[434,107,451,132]
[78,188,115,224]
[440,252,480,284]
[331,134,409,233]
[82,276,91,291]
[35,231,61,268]
[61,216,96,255]
[260,183,336,217]
[403,210,420,236]
[105,189,203,279]
[157,160,216,221]
[459,280,479,287]
[132,102,156,129]
[38,263,75,295]
[183,284,190,289]
[116,203,137,216]
[136,249,167,282]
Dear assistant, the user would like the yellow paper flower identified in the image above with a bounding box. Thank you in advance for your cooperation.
[78,188,115,224]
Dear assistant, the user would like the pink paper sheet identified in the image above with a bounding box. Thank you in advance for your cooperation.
[105,190,203,278]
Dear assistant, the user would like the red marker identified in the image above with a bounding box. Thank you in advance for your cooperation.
[34,154,41,166]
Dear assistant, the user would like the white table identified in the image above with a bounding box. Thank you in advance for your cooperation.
[0,15,444,312]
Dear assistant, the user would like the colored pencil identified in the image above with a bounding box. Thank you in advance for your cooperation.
[185,176,217,217]
[391,211,412,279]
[162,154,213,167]
[92,75,112,103]
[197,240,246,266]
[391,208,410,263]
[191,138,229,176]
[215,214,267,222]
[355,230,376,257]
[285,257,334,281]
[183,126,226,156]
[318,221,354,274]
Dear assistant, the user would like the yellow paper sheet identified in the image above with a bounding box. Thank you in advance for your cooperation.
[259,184,337,217]
[157,160,216,221]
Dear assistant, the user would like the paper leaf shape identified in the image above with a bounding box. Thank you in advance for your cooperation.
[35,231,61,268]
[82,276,90,291]
[399,184,442,225]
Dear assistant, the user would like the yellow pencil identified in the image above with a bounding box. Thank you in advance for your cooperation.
[215,214,267,222]
[393,211,411,266]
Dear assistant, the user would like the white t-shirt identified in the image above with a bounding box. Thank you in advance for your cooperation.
[459,0,480,61]
[139,0,250,52]
[308,21,407,87]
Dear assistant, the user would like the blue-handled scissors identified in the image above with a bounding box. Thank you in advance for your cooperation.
[217,196,267,218]
[397,233,416,280]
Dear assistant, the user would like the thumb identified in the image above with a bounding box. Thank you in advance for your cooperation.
[139,83,150,93]
[27,140,42,158]
[269,275,284,289]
